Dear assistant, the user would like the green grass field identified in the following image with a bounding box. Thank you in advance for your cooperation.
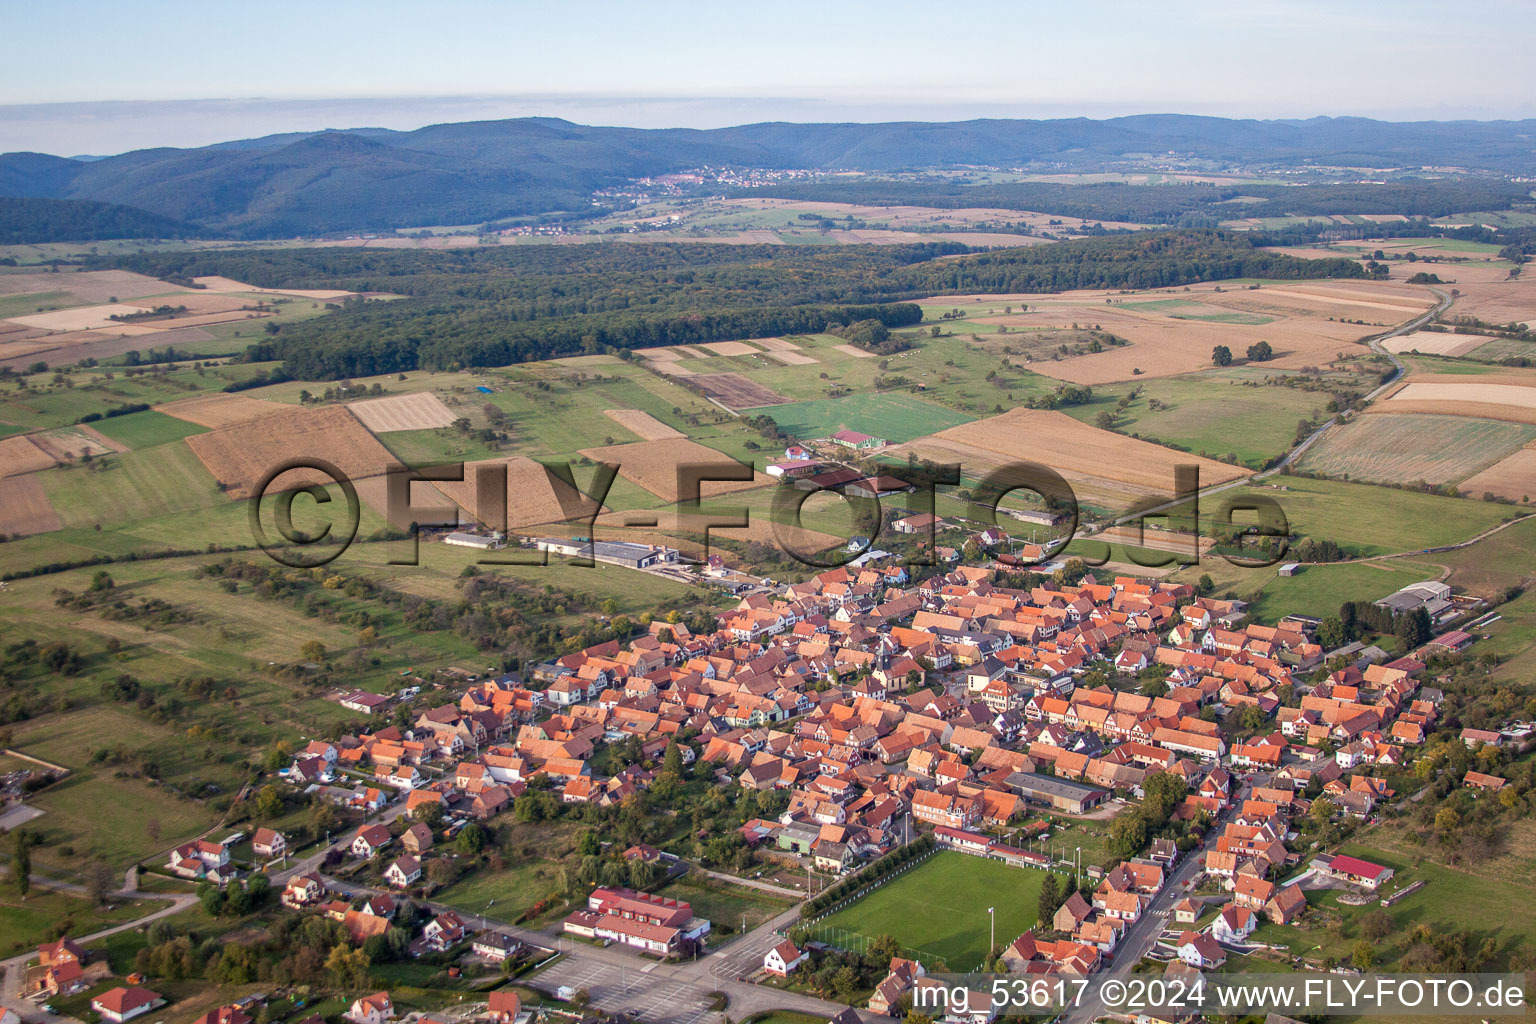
[1058,369,1367,468]
[85,409,208,449]
[38,442,226,529]
[816,852,1049,970]
[766,392,974,444]
[1296,414,1536,487]
[0,889,152,956]
[653,875,794,936]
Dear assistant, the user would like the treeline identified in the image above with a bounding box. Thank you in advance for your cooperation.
[109,242,968,315]
[111,231,1362,380]
[249,301,923,379]
[894,230,1364,293]
[740,179,1530,224]
[0,196,198,244]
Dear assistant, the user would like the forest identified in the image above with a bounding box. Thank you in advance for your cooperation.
[741,179,1532,224]
[115,231,1366,380]
[0,196,198,244]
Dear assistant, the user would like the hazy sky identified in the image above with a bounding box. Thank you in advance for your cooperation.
[3,0,1534,154]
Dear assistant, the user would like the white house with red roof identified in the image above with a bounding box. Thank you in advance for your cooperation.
[763,939,808,976]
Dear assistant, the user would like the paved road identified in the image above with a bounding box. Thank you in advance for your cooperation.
[323,873,860,1024]
[1061,779,1248,1024]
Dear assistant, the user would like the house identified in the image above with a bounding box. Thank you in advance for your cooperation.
[351,824,393,858]
[191,1007,253,1024]
[1210,904,1257,943]
[473,932,521,963]
[764,939,809,976]
[402,822,435,855]
[1174,931,1226,970]
[1265,884,1307,925]
[1464,770,1507,792]
[345,993,395,1024]
[385,856,422,888]
[251,827,287,859]
[281,873,326,909]
[168,839,230,881]
[423,911,467,950]
[486,991,522,1024]
[1314,854,1393,891]
[1172,898,1200,925]
[91,987,163,1024]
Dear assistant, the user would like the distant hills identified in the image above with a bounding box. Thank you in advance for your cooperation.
[2,114,1535,239]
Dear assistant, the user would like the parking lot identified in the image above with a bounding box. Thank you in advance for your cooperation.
[537,954,720,1024]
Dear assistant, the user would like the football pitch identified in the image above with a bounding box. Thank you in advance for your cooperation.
[814,851,1049,969]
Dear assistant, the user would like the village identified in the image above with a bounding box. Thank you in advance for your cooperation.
[11,507,1527,1024]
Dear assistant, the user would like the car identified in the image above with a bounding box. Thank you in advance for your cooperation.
[40,1005,56,1015]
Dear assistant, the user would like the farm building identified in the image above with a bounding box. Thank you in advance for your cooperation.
[444,532,503,550]
[1375,580,1452,617]
[765,461,821,478]
[844,475,914,499]
[535,538,677,569]
[1005,772,1108,814]
[1277,563,1302,577]
[1000,507,1065,527]
[337,690,390,715]
[893,513,942,534]
[830,429,886,450]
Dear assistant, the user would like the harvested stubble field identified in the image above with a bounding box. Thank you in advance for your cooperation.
[30,424,126,461]
[956,279,1432,385]
[603,408,685,441]
[426,455,601,530]
[1457,444,1536,502]
[1296,413,1536,486]
[577,438,772,503]
[696,341,761,356]
[0,435,59,477]
[185,405,398,499]
[5,303,154,332]
[1382,330,1500,357]
[0,269,192,304]
[890,407,1248,506]
[349,473,459,530]
[686,372,789,410]
[155,392,289,427]
[0,474,60,536]
[1438,278,1536,326]
[832,343,876,358]
[1378,376,1536,424]
[347,391,458,432]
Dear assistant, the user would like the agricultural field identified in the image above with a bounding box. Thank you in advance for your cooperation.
[913,278,1435,386]
[815,852,1048,970]
[1302,412,1536,487]
[1378,373,1536,425]
[577,437,773,503]
[1056,367,1375,468]
[889,406,1248,509]
[766,392,974,444]
[85,409,208,449]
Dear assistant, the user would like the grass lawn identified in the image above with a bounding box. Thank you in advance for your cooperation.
[766,393,974,444]
[86,409,208,450]
[815,852,1050,970]
[653,874,795,937]
[38,442,226,529]
[0,889,155,956]
[1179,558,1435,623]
